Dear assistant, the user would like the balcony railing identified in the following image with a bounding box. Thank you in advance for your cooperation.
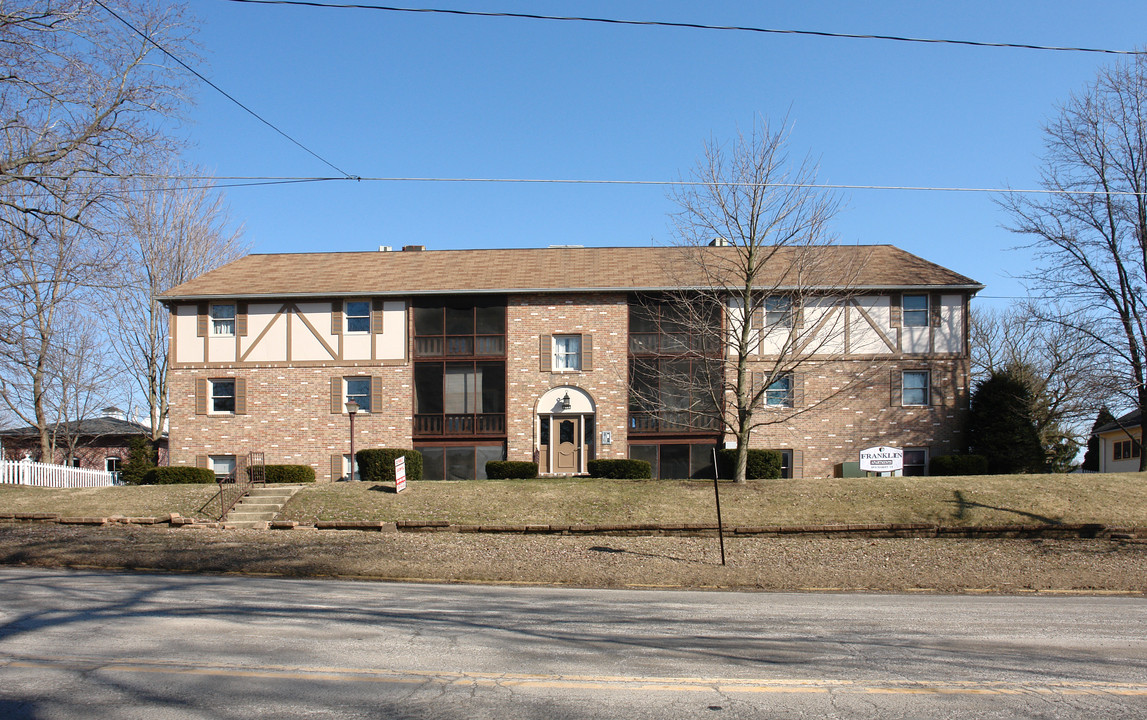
[414,413,506,436]
[628,411,722,434]
[415,335,505,358]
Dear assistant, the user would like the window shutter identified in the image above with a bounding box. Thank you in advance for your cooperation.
[371,376,384,412]
[195,454,208,470]
[581,334,593,371]
[196,303,208,337]
[331,377,343,414]
[234,377,247,415]
[792,373,805,407]
[195,378,208,415]
[236,454,248,483]
[749,300,762,329]
[331,301,343,335]
[890,369,902,407]
[930,370,943,406]
[791,450,804,479]
[371,299,384,334]
[930,293,942,328]
[794,300,805,329]
[889,293,902,327]
[331,454,343,481]
[539,335,552,372]
[236,302,248,336]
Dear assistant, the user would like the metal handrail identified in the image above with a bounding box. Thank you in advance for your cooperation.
[217,451,266,521]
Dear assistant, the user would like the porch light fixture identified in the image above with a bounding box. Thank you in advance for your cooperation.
[346,400,359,480]
[560,392,572,410]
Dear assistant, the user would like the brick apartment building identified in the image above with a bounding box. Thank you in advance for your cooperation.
[159,245,981,480]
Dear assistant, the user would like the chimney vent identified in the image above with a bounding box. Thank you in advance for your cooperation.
[378,245,392,252]
[402,245,425,252]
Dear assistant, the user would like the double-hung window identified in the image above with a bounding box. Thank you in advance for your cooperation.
[903,447,929,476]
[764,373,793,407]
[902,371,929,406]
[345,301,371,333]
[345,377,372,413]
[553,335,582,371]
[211,455,236,481]
[211,304,236,336]
[211,379,236,413]
[764,297,793,328]
[902,295,928,327]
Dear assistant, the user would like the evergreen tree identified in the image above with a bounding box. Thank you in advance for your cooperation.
[120,436,158,486]
[967,371,1045,474]
[1082,407,1116,471]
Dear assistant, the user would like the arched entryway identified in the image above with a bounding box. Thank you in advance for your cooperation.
[536,387,596,475]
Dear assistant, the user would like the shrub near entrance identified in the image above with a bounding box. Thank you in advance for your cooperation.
[485,461,538,479]
[587,459,652,479]
[356,449,423,483]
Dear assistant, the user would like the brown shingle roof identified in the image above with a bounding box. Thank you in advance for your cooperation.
[160,245,982,300]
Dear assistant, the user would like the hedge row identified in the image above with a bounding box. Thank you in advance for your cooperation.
[485,461,538,479]
[587,459,652,479]
[141,467,216,485]
[715,449,783,479]
[263,465,316,483]
[929,454,989,476]
[356,449,423,482]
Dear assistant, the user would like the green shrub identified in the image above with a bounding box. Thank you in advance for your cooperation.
[120,436,158,486]
[587,459,652,479]
[262,464,316,483]
[715,449,783,479]
[929,454,989,477]
[485,461,538,479]
[142,466,216,485]
[356,449,423,483]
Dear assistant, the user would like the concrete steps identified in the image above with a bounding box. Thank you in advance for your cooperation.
[223,484,306,529]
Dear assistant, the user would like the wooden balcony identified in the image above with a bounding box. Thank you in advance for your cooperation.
[414,413,506,436]
[414,335,505,358]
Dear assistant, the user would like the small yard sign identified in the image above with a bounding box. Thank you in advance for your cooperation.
[395,456,407,492]
[859,446,903,473]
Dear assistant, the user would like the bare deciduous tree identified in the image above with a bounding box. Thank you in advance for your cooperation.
[648,119,871,483]
[970,302,1108,468]
[107,165,247,441]
[1002,53,1147,470]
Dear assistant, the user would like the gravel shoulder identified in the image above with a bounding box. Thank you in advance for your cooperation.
[1,523,1145,594]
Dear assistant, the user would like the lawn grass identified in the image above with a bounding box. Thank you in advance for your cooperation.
[2,473,1141,528]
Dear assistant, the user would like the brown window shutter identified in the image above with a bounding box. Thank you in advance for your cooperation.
[792,373,805,407]
[331,454,343,481]
[195,454,208,469]
[331,377,343,414]
[371,376,384,412]
[930,293,943,328]
[371,299,384,334]
[195,378,208,415]
[331,301,343,335]
[235,454,248,482]
[196,303,208,337]
[794,300,805,329]
[889,293,902,327]
[930,370,942,406]
[236,302,248,336]
[791,450,804,479]
[234,377,247,415]
[539,335,552,372]
[890,369,902,407]
[581,334,593,371]
[749,298,761,329]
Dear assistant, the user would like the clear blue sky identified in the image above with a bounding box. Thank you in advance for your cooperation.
[181,1,1147,306]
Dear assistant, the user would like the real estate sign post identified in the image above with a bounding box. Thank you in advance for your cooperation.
[395,456,407,493]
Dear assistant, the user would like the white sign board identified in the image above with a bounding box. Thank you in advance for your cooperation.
[395,456,407,492]
[859,446,903,473]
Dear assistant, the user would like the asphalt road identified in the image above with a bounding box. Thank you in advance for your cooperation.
[0,568,1144,719]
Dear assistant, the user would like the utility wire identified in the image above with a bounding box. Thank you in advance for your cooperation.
[37,173,1147,197]
[224,0,1145,55]
[93,0,357,179]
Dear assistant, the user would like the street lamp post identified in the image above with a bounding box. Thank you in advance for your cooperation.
[345,399,359,480]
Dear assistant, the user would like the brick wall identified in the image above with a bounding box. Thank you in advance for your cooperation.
[167,364,412,481]
[505,293,630,464]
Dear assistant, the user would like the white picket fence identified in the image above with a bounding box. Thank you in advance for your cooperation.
[0,459,117,488]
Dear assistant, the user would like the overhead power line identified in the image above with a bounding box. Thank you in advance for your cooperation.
[49,173,1147,197]
[93,0,357,179]
[224,0,1145,55]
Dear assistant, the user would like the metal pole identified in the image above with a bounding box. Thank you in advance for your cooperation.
[712,448,726,566]
[349,411,356,481]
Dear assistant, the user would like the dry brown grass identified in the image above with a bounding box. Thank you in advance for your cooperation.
[5,473,1139,527]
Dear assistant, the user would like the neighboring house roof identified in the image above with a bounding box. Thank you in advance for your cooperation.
[159,245,983,301]
[0,416,163,440]
[1093,409,1142,437]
